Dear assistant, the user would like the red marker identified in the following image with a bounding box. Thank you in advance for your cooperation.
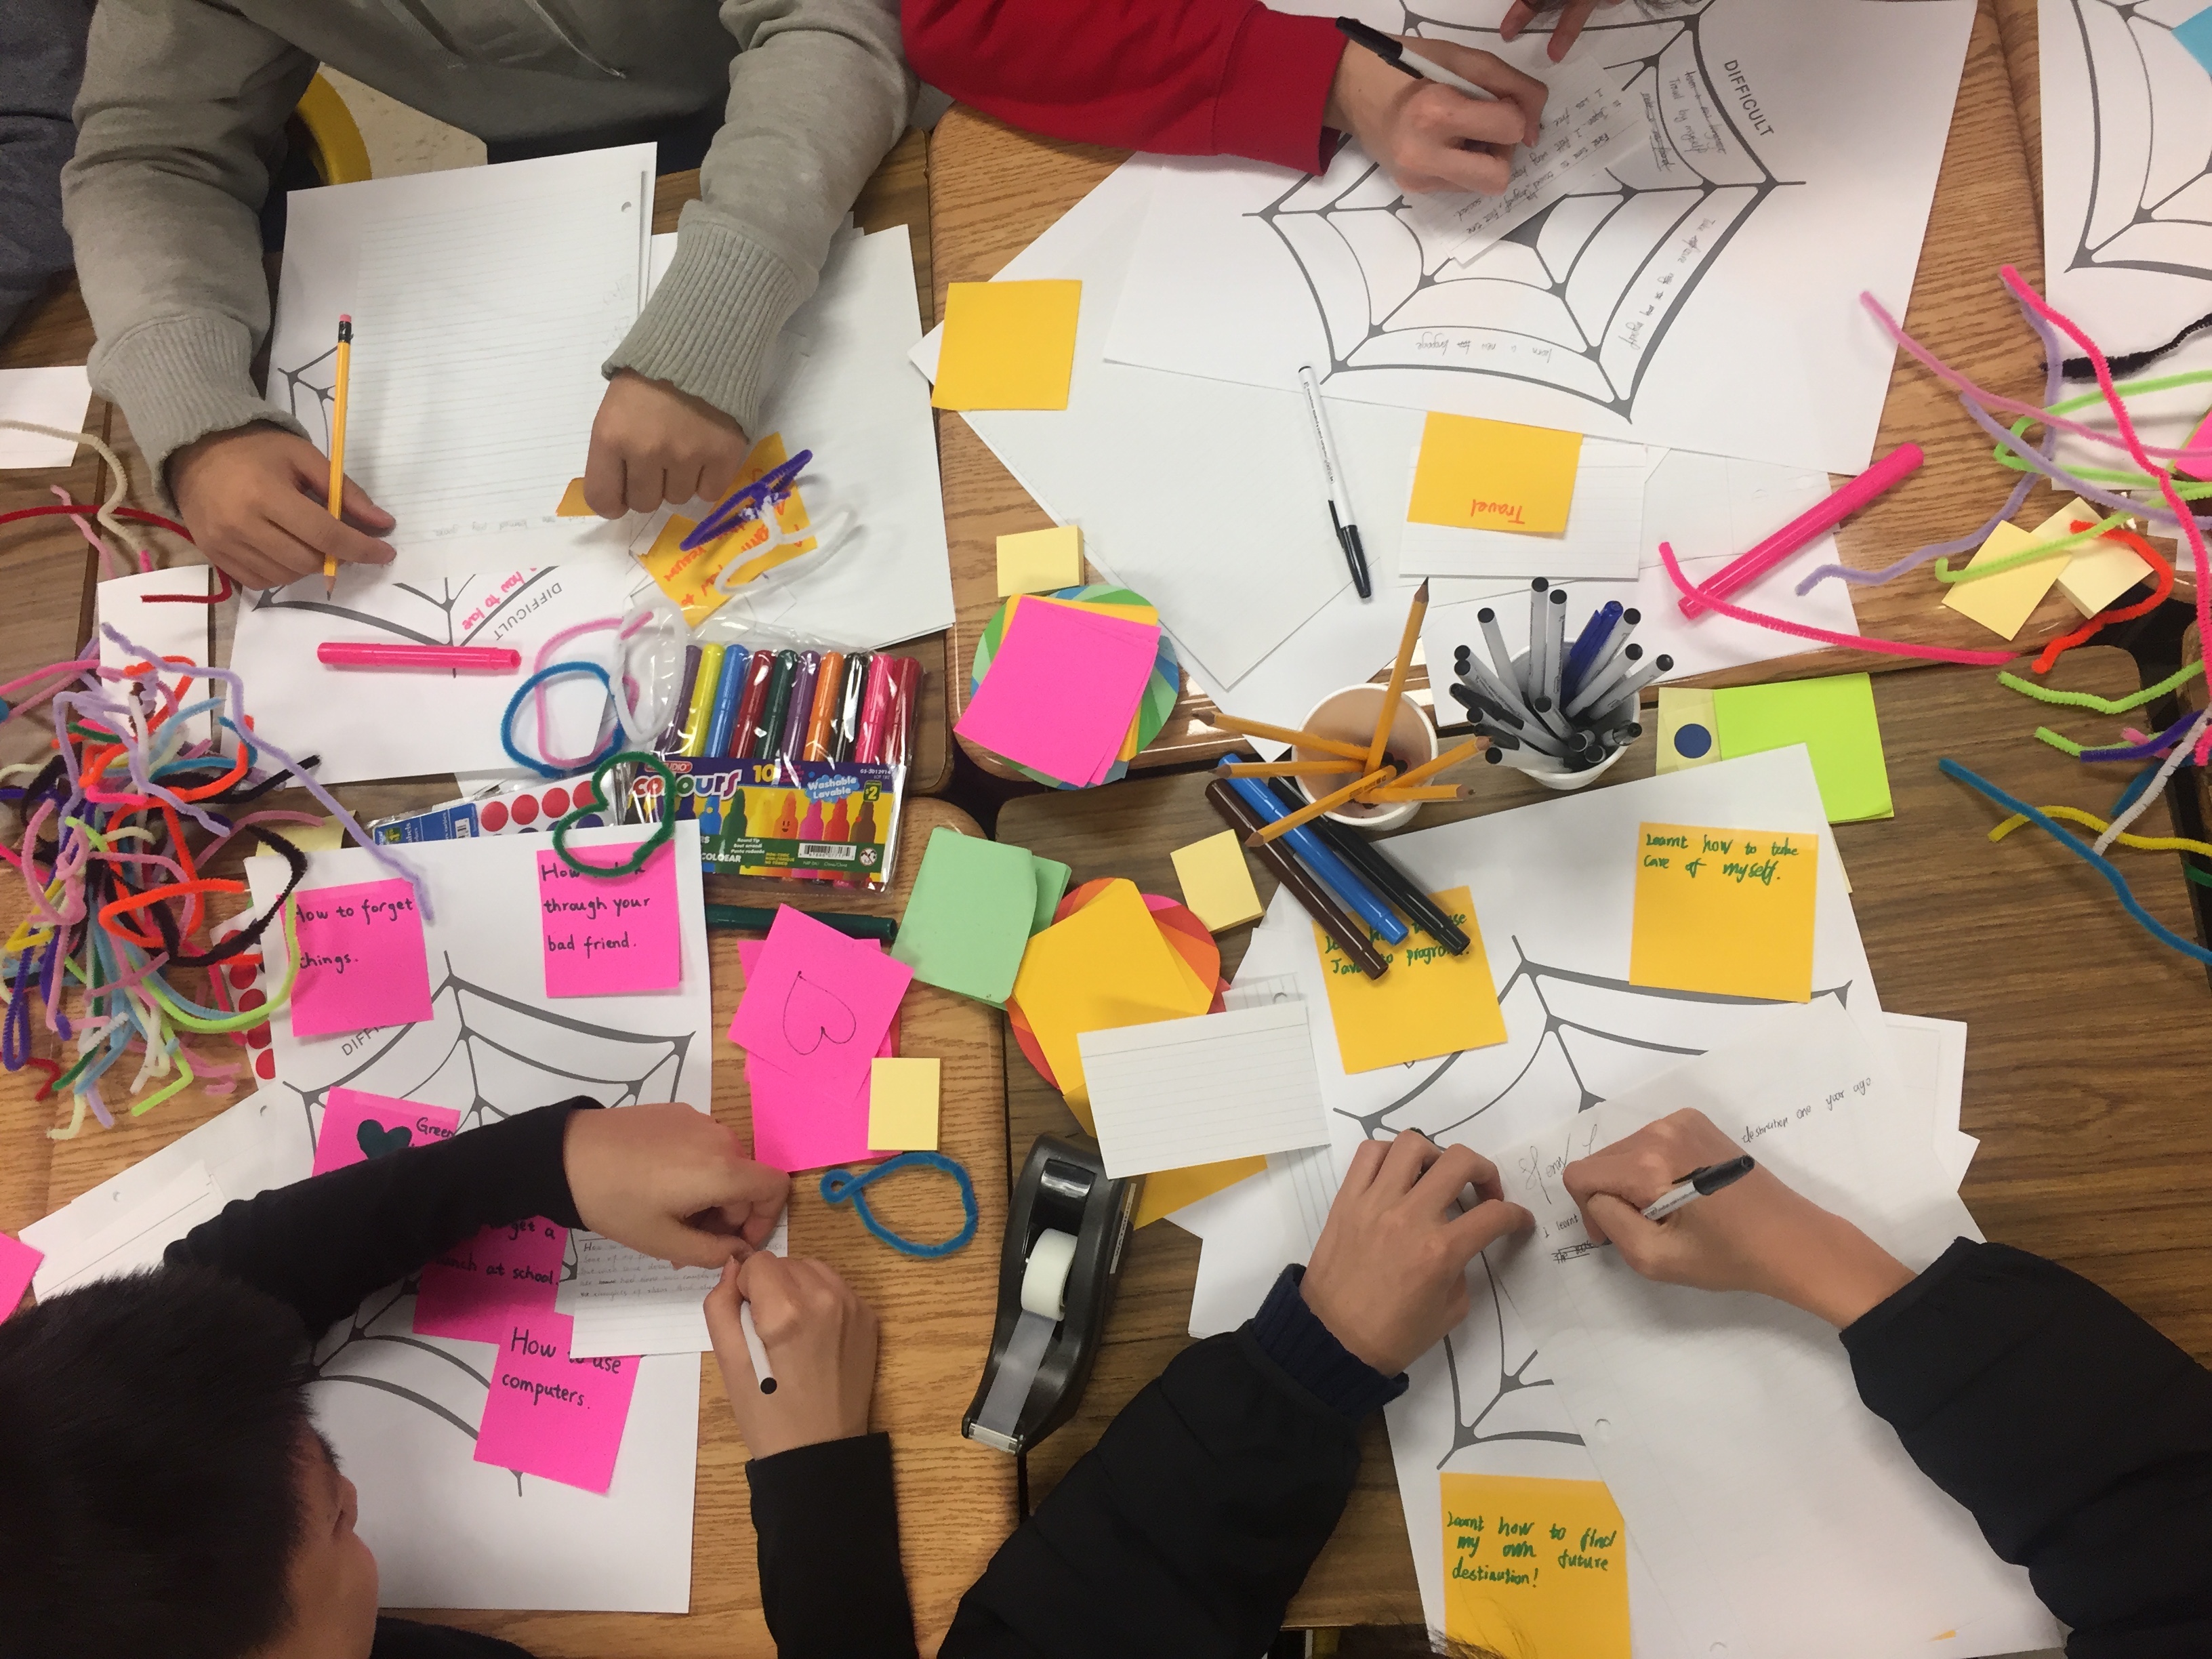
[1677,443,1925,619]
[316,643,520,672]
[853,654,897,764]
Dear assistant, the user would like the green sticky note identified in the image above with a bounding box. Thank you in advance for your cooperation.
[1030,855,1071,935]
[1712,673,1893,823]
[890,827,1039,1006]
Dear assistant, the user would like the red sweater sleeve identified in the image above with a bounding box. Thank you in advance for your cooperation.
[903,0,1346,174]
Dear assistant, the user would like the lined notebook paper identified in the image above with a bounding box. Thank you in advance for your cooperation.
[1078,1001,1330,1177]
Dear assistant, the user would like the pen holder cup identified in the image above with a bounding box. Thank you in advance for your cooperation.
[1503,649,1635,792]
[1294,686,1438,832]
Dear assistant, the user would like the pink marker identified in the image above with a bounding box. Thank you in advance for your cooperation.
[1677,442,1925,619]
[316,643,523,672]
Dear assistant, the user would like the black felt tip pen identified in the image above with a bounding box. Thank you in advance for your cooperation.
[1641,1155,1755,1222]
[1335,16,1498,102]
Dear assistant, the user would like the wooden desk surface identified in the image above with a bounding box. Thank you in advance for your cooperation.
[18,794,1013,1657]
[928,0,2097,779]
[996,644,2212,1627]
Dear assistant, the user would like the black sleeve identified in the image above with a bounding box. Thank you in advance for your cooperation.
[0,0,87,337]
[941,1322,1364,1659]
[745,1433,917,1658]
[164,1102,592,1339]
[1844,1239,2212,1656]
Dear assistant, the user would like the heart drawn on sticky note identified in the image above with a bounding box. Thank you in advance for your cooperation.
[782,972,857,1054]
[356,1119,414,1160]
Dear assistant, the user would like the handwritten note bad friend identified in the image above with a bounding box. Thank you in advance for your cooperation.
[312,1088,459,1176]
[536,841,682,998]
[291,879,433,1036]
[1440,1473,1630,1659]
[1629,821,1817,1002]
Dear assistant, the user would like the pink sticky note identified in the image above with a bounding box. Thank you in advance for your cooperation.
[535,840,682,998]
[956,601,1159,786]
[291,879,434,1037]
[473,1311,638,1493]
[726,906,912,1099]
[314,1087,461,1176]
[2183,407,2212,482]
[735,939,897,1171]
[0,1233,43,1322]
[413,1216,569,1341]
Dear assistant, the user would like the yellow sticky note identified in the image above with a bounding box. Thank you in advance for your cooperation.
[1315,886,1506,1072]
[287,817,348,853]
[1134,1157,1267,1228]
[1441,1475,1629,1659]
[634,434,815,626]
[2036,497,2152,616]
[867,1058,940,1151]
[932,280,1082,411]
[556,478,593,517]
[1629,822,1817,1002]
[1170,831,1265,933]
[1654,687,1719,775]
[1408,412,1582,535]
[998,525,1085,596]
[1941,520,2069,640]
[1010,878,1214,1111]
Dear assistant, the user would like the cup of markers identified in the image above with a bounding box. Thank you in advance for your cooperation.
[1449,579,1663,792]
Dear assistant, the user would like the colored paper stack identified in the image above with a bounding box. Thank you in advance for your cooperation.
[958,586,1178,788]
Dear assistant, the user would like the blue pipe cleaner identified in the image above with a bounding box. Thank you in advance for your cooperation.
[500,661,623,779]
[819,1151,979,1258]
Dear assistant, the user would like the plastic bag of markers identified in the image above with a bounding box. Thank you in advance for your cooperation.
[626,632,919,892]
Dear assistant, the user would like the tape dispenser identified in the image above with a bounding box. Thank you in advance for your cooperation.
[962,1132,1136,1454]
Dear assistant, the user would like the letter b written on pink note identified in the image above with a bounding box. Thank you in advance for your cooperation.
[473,1312,639,1494]
[290,878,434,1038]
[413,1215,569,1342]
[535,840,682,998]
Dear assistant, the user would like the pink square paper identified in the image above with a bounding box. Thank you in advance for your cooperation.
[955,600,1159,785]
[726,906,911,1100]
[535,839,682,998]
[291,878,434,1038]
[736,939,896,1172]
[313,1088,460,1176]
[413,1216,568,1342]
[0,1233,42,1323]
[473,1311,638,1494]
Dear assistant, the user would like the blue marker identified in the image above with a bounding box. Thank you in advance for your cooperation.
[1223,770,1408,946]
[703,647,753,758]
[1559,600,1622,702]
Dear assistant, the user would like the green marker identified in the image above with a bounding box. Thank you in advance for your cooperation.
[749,649,799,760]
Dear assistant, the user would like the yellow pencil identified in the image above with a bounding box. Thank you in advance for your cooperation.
[323,314,352,598]
[1244,766,1395,846]
[1216,760,1362,779]
[1366,785,1464,803]
[1212,714,1372,763]
[1388,737,1483,792]
[1366,579,1429,775]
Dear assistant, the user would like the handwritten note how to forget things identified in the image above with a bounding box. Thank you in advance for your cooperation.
[289,878,434,1037]
[473,1311,639,1494]
[1629,821,1818,1002]
[536,840,682,998]
[1441,1473,1630,1659]
[312,1087,460,1176]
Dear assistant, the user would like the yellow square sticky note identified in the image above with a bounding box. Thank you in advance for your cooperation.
[1315,886,1506,1072]
[998,525,1085,596]
[2035,497,2152,616]
[1941,519,2069,640]
[1010,878,1214,1112]
[556,478,593,517]
[1170,831,1265,933]
[933,280,1082,411]
[1629,822,1817,1002]
[1654,687,1719,775]
[288,816,348,853]
[1408,412,1582,535]
[867,1058,940,1151]
[634,434,814,626]
[1441,1475,1629,1659]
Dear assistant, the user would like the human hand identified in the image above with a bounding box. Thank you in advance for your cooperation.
[562,1103,789,1268]
[1300,1130,1534,1374]
[1326,34,1547,195]
[1562,1108,1916,1327]
[705,1252,878,1458]
[1500,0,1626,63]
[167,425,395,591]
[583,369,750,518]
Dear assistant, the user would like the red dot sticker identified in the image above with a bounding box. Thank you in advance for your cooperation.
[239,988,267,1012]
[255,1052,276,1081]
[245,1023,271,1051]
[228,963,256,990]
[480,800,510,833]
[511,794,540,827]
[574,780,597,810]
[545,787,571,819]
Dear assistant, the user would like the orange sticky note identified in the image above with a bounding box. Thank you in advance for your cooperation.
[1408,413,1582,535]
[634,433,814,626]
[556,478,593,517]
[1441,1475,1629,1659]
[1313,886,1505,1071]
[933,281,1082,411]
[1629,822,1816,1002]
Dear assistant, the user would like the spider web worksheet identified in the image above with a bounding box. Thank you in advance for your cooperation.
[1103,0,1975,473]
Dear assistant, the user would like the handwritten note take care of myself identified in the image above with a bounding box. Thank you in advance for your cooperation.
[1629,822,1817,1002]
[1441,1473,1630,1659]
[290,879,433,1037]
[537,840,682,998]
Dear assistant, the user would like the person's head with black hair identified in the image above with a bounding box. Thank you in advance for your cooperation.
[0,1264,380,1659]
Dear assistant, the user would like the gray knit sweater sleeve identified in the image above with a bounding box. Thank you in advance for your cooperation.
[0,0,89,342]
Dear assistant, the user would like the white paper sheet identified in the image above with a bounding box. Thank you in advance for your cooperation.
[0,365,94,467]
[266,147,653,548]
[1103,0,1975,474]
[1078,1002,1331,1176]
[565,1212,788,1359]
[26,1163,223,1296]
[1400,438,1656,580]
[1489,1002,2060,1657]
[1886,1010,1978,1188]
[240,825,711,1612]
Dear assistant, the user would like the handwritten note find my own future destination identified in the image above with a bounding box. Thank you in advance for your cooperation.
[1629,821,1818,1002]
[289,878,434,1037]
[1440,1473,1629,1659]
[536,840,682,998]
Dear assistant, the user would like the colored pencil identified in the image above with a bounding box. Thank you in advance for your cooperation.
[1212,714,1372,763]
[1365,579,1429,775]
[1387,737,1481,791]
[1366,785,1462,802]
[323,315,352,598]
[1217,760,1362,779]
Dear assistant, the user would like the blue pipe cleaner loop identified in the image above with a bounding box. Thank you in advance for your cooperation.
[499,661,624,779]
[819,1151,979,1258]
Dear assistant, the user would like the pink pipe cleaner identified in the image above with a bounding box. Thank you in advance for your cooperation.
[1659,543,2020,665]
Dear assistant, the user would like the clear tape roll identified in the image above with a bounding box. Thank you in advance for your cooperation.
[975,1229,1079,1443]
